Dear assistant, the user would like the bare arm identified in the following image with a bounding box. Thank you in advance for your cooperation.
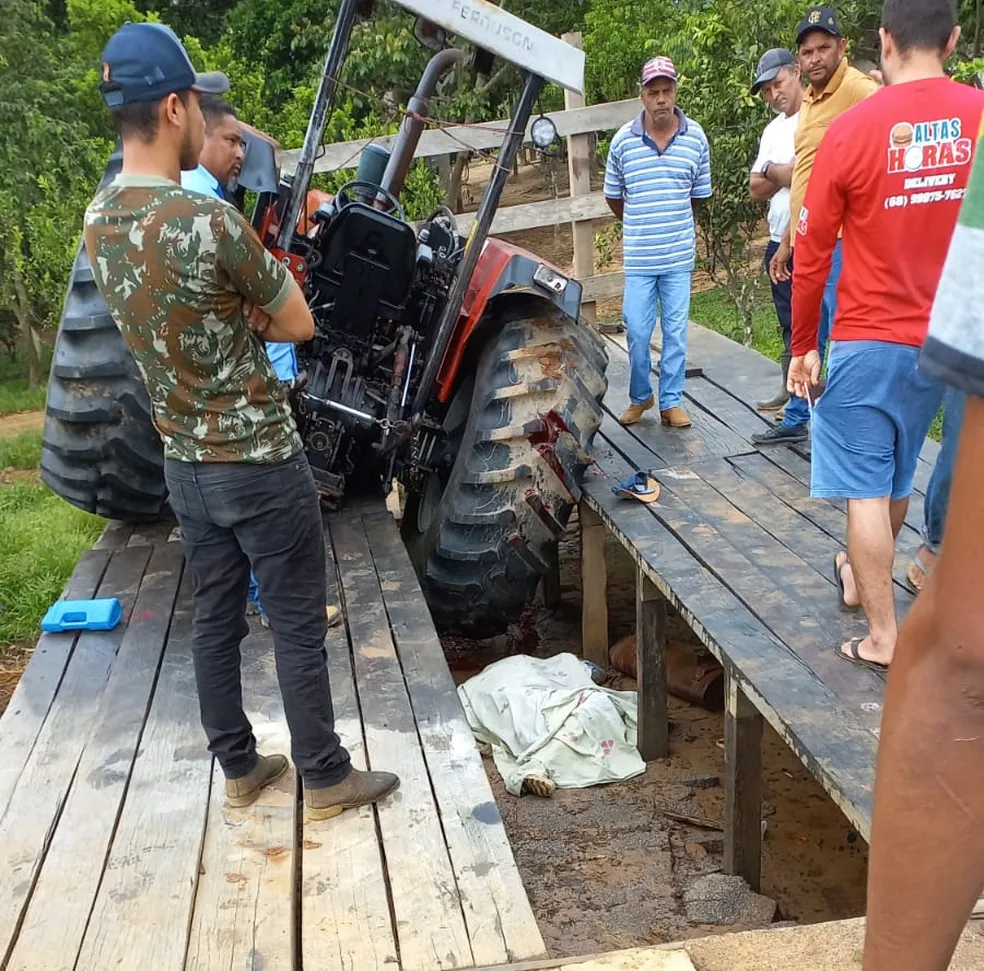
[863,395,984,971]
[260,281,314,343]
[766,161,794,189]
[605,196,624,221]
[749,173,776,202]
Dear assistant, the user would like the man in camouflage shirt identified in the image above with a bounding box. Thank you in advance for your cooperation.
[85,22,398,819]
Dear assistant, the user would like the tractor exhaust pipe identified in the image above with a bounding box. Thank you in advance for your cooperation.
[378,47,467,203]
[276,0,365,249]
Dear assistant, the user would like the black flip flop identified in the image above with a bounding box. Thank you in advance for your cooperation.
[833,552,860,611]
[835,638,889,675]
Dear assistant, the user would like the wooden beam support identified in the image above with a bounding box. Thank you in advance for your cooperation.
[635,571,669,761]
[724,669,764,892]
[579,501,609,668]
[563,31,596,325]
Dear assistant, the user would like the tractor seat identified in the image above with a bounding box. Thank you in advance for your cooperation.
[314,201,418,333]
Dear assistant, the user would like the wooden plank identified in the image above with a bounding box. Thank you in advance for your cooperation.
[93,520,135,550]
[364,511,546,965]
[579,501,609,668]
[625,462,887,735]
[453,191,610,239]
[581,271,624,303]
[75,577,213,971]
[723,671,764,892]
[301,521,397,971]
[186,629,296,970]
[6,543,184,971]
[581,450,878,839]
[330,514,473,971]
[283,98,641,175]
[0,546,150,965]
[636,571,669,761]
[127,519,178,547]
[600,337,747,468]
[0,548,110,807]
[709,455,916,606]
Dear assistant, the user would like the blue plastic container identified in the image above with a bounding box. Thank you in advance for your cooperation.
[41,598,123,633]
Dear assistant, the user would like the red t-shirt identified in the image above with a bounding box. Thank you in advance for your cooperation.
[791,77,984,355]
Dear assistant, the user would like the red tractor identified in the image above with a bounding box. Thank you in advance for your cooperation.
[41,0,608,637]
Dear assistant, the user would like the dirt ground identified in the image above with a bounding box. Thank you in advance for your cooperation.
[443,526,869,959]
[0,410,43,438]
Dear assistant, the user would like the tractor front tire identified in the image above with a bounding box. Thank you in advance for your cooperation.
[41,243,168,522]
[402,298,608,638]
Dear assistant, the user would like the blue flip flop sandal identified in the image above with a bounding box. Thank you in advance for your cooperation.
[612,471,661,504]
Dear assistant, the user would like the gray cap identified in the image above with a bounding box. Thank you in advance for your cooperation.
[751,48,796,94]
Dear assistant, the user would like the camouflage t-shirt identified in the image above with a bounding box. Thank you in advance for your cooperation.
[83,174,303,464]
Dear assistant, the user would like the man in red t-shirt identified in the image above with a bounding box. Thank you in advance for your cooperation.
[788,0,984,673]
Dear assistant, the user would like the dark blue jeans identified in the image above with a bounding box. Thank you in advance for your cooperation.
[164,454,350,787]
[922,387,965,551]
[765,239,792,353]
[782,239,843,429]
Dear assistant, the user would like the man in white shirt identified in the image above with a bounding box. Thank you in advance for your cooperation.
[748,48,804,419]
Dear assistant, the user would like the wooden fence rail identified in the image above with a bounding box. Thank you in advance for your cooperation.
[280,39,636,317]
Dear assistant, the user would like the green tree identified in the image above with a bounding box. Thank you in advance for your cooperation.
[0,0,111,383]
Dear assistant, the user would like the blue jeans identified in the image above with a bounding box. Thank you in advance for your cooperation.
[783,239,844,429]
[249,342,300,613]
[922,387,965,551]
[623,270,692,411]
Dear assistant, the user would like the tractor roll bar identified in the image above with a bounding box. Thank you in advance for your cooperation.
[378,47,467,202]
[276,0,363,249]
[409,69,545,417]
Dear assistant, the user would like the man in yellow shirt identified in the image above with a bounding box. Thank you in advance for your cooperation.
[757,5,877,445]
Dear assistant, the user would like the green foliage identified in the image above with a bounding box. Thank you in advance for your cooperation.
[0,482,105,647]
[0,431,43,472]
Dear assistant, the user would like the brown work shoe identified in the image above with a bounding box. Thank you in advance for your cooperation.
[660,407,692,429]
[304,767,400,821]
[619,395,654,426]
[225,753,290,808]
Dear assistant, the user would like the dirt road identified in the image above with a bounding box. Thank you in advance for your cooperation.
[0,411,43,439]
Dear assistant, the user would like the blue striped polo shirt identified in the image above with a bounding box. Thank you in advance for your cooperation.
[604,108,712,274]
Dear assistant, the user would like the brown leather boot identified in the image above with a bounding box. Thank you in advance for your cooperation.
[619,395,654,426]
[660,406,692,428]
[225,753,290,808]
[305,767,400,821]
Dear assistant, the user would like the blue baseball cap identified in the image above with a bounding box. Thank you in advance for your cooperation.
[750,48,796,94]
[99,22,229,107]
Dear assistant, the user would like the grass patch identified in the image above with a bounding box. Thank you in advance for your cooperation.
[0,382,46,417]
[0,349,48,416]
[0,431,42,471]
[0,484,105,649]
[690,287,785,364]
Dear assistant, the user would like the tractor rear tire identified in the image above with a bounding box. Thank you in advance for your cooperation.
[402,298,608,638]
[41,237,168,522]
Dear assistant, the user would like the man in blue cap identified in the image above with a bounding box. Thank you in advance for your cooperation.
[749,48,804,415]
[83,21,399,819]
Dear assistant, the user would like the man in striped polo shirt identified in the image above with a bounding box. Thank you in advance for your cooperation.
[605,55,712,428]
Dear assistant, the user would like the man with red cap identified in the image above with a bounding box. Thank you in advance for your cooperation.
[604,55,712,429]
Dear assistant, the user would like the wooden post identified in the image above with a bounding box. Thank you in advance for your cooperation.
[579,501,608,668]
[635,571,669,760]
[724,669,764,891]
[563,31,597,326]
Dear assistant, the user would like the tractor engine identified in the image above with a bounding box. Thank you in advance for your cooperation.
[293,188,460,506]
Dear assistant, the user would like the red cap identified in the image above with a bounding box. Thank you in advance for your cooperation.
[641,56,678,85]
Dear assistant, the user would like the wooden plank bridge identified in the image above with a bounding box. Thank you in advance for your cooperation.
[0,506,544,971]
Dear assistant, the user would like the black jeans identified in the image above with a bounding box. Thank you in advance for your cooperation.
[765,239,792,355]
[165,453,350,787]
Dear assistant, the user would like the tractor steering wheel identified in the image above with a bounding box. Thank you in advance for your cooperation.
[333,181,406,221]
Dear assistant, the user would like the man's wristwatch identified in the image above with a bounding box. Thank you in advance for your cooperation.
[762,161,772,180]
